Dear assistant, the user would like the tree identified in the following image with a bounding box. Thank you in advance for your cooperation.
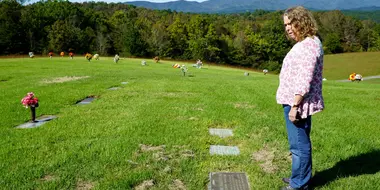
[47,20,84,53]
[110,10,147,56]
[204,24,221,62]
[0,0,25,54]
[342,17,361,52]
[167,15,188,58]
[186,15,209,60]
[324,33,343,54]
[148,21,170,57]
[358,20,377,52]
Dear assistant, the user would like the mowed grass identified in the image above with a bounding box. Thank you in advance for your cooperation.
[324,52,380,80]
[0,55,380,189]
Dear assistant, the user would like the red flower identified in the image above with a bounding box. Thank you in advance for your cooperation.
[21,92,39,108]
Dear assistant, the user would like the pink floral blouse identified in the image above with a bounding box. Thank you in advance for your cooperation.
[276,36,324,119]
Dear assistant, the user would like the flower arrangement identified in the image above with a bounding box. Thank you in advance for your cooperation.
[181,65,188,76]
[154,56,160,63]
[21,92,39,108]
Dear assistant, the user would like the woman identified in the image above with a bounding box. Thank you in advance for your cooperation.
[276,6,324,190]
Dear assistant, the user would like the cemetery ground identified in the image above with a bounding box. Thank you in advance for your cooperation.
[0,54,380,189]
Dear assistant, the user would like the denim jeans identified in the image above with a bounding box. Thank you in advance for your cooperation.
[283,105,312,188]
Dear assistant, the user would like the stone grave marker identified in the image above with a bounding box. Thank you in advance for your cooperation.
[208,172,250,190]
[210,145,240,156]
[108,87,120,90]
[16,115,57,129]
[121,82,129,85]
[77,97,95,105]
[209,128,233,138]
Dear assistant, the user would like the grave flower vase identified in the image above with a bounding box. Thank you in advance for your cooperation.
[30,106,36,122]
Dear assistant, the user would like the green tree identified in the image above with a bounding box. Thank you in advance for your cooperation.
[47,20,84,53]
[324,33,343,54]
[358,20,377,52]
[204,24,221,62]
[186,15,208,60]
[149,21,170,57]
[110,10,147,56]
[0,0,25,54]
[167,15,188,58]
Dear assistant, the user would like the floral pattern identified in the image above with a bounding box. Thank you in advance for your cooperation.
[276,36,324,119]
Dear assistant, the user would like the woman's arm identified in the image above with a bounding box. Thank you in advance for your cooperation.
[289,94,303,123]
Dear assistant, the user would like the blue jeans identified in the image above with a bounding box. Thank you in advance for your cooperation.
[283,105,312,188]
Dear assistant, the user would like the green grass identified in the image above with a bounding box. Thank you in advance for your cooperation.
[324,52,380,80]
[0,56,380,189]
[362,78,380,84]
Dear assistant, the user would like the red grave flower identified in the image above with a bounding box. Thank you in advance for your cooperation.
[21,92,39,108]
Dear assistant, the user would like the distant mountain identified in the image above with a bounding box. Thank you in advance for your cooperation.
[126,0,209,13]
[344,6,380,11]
[125,0,380,13]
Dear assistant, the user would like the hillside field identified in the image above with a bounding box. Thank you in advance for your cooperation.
[0,55,379,189]
[324,52,380,80]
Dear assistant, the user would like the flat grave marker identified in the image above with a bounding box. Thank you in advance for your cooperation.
[209,128,233,138]
[108,87,120,90]
[210,145,240,156]
[121,82,129,85]
[16,115,57,129]
[209,172,250,190]
[77,97,95,105]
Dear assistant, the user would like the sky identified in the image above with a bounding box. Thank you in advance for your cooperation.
[30,0,207,3]
[124,0,207,2]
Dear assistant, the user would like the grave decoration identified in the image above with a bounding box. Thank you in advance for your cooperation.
[85,53,92,62]
[69,52,74,59]
[193,59,203,69]
[114,54,120,63]
[21,92,39,122]
[154,56,160,63]
[172,63,181,68]
[181,65,188,76]
[93,53,99,60]
[48,51,53,59]
[349,72,363,82]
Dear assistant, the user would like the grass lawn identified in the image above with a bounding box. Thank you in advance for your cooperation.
[362,78,380,84]
[0,55,380,189]
[324,52,380,80]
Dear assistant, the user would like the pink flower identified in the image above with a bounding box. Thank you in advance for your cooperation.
[21,92,39,108]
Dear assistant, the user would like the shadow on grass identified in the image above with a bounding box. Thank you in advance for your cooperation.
[311,149,380,188]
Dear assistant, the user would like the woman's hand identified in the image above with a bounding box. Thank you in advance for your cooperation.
[289,107,299,123]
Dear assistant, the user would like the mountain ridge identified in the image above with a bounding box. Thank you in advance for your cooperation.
[125,0,380,13]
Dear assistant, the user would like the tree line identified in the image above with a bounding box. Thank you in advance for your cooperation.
[2,0,380,72]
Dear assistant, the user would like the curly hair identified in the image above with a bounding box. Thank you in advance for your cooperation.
[284,6,318,41]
